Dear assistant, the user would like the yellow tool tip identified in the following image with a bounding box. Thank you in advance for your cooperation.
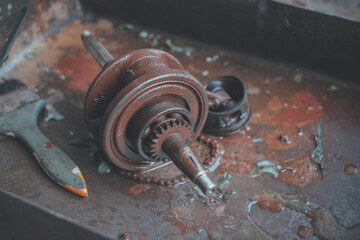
[62,172,88,197]
[62,185,88,198]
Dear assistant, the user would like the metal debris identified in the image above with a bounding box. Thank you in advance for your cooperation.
[98,160,111,174]
[43,103,64,122]
[138,31,148,38]
[311,119,324,169]
[24,52,35,59]
[59,74,66,80]
[328,84,338,91]
[297,126,304,136]
[118,23,135,30]
[206,55,219,62]
[278,134,291,144]
[119,233,132,240]
[150,35,161,47]
[165,39,194,55]
[218,172,232,189]
[202,70,209,77]
[254,160,278,178]
[248,200,258,212]
[44,67,53,73]
[252,137,263,143]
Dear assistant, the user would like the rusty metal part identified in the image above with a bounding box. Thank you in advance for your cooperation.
[82,31,216,195]
[162,134,216,195]
[143,117,192,162]
[81,30,114,68]
[204,76,251,136]
[117,135,221,186]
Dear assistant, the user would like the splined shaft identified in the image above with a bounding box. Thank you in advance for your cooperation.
[81,30,114,67]
[162,134,216,195]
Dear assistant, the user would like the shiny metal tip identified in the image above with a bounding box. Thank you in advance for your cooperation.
[81,30,91,37]
[196,174,217,196]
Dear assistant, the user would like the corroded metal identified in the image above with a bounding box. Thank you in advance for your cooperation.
[82,31,215,194]
[117,135,221,186]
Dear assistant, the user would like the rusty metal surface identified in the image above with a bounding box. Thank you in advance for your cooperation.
[0,16,360,240]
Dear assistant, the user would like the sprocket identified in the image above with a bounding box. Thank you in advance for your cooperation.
[143,118,192,162]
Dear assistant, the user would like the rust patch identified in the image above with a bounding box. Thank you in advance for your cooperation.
[344,163,359,175]
[128,184,151,196]
[256,199,286,212]
[278,154,322,187]
[54,51,100,91]
[297,225,314,238]
[170,220,198,235]
[44,142,55,148]
[267,96,283,113]
[214,133,256,174]
[272,91,323,127]
[263,128,298,150]
[304,209,318,219]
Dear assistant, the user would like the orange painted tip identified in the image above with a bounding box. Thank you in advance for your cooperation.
[62,184,88,198]
[62,171,88,197]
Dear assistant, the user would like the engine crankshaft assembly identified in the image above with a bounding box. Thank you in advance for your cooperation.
[81,30,250,195]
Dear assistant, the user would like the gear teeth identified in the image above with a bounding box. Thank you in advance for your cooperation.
[143,117,192,162]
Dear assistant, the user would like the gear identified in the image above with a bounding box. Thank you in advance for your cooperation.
[119,135,221,186]
[143,118,192,162]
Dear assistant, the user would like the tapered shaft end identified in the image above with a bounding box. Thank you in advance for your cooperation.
[81,30,114,67]
[162,134,216,196]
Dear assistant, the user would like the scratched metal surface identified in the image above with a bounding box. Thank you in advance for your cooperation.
[0,10,360,240]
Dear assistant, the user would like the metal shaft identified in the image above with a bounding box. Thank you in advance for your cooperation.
[81,30,114,67]
[162,134,216,196]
